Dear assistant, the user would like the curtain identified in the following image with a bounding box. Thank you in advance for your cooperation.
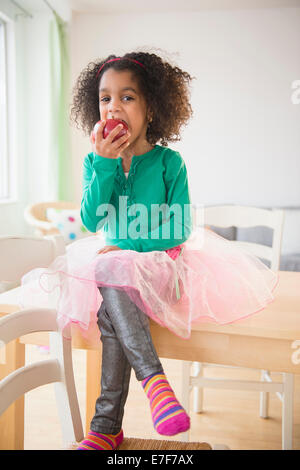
[49,10,72,201]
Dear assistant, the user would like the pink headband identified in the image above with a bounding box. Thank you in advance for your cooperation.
[96,57,146,79]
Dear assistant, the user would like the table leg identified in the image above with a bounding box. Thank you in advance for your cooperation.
[0,339,25,449]
[85,348,102,435]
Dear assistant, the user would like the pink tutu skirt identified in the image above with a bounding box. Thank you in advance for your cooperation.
[18,227,279,339]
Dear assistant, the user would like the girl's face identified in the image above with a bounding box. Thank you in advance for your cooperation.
[99,68,151,152]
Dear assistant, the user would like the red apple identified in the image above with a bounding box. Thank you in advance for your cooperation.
[92,119,128,143]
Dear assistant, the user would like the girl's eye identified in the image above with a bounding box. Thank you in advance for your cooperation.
[100,96,133,102]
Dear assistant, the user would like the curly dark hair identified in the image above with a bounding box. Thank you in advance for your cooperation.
[70,50,195,147]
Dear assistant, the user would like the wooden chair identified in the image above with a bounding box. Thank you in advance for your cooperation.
[0,308,84,448]
[0,235,84,448]
[24,201,79,237]
[180,205,293,450]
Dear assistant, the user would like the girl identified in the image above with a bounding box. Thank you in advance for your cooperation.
[20,51,278,450]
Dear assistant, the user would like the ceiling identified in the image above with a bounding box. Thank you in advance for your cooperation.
[17,0,300,17]
[69,0,300,13]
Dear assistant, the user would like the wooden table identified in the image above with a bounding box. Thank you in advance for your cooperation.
[1,270,300,449]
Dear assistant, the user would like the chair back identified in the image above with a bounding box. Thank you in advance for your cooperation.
[25,201,79,222]
[193,205,284,270]
[0,235,65,282]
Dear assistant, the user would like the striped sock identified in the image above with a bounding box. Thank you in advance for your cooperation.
[76,429,123,450]
[142,372,190,436]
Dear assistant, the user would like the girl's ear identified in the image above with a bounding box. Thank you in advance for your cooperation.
[146,106,153,123]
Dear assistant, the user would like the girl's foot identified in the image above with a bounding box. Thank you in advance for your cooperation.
[142,372,190,436]
[76,429,123,450]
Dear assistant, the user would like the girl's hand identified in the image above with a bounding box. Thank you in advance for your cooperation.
[97,245,123,254]
[90,120,131,159]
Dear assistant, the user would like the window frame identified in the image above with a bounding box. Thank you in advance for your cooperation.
[0,10,17,205]
[0,18,8,200]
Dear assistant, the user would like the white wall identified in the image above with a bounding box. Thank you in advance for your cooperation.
[71,8,300,209]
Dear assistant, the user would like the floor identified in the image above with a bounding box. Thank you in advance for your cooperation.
[24,345,300,450]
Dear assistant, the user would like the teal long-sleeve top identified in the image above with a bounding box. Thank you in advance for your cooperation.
[80,144,193,252]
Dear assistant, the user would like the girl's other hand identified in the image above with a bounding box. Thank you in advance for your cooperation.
[97,245,123,254]
[90,120,131,160]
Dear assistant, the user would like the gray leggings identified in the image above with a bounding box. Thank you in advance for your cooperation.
[90,286,164,434]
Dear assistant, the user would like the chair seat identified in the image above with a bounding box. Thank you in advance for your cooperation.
[70,438,212,450]
[118,437,212,450]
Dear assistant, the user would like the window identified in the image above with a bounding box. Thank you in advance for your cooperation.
[0,18,8,200]
[0,8,17,205]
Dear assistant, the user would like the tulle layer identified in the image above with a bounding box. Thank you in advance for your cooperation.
[18,227,279,339]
